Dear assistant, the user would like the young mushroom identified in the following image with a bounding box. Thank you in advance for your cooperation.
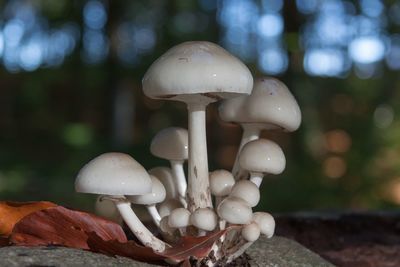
[252,212,275,238]
[75,152,167,252]
[168,207,191,235]
[217,196,252,225]
[95,195,123,224]
[158,198,183,218]
[143,41,253,212]
[127,175,166,227]
[239,139,286,187]
[149,167,178,201]
[190,208,218,236]
[241,222,261,242]
[229,180,260,207]
[218,78,301,179]
[209,169,235,204]
[150,127,188,206]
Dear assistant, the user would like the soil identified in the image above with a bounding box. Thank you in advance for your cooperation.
[275,212,400,267]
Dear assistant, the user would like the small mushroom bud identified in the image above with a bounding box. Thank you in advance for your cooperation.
[217,196,252,225]
[127,175,166,227]
[190,208,218,235]
[242,222,260,242]
[160,216,174,234]
[229,180,260,207]
[209,170,235,197]
[252,212,275,238]
[168,208,191,235]
[158,198,183,218]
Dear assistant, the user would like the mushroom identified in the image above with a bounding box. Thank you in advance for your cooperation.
[75,152,167,252]
[143,41,253,212]
[229,180,260,207]
[95,195,123,224]
[218,77,301,179]
[150,127,188,206]
[149,167,178,200]
[190,208,218,236]
[159,216,176,242]
[252,212,275,238]
[168,208,191,235]
[217,196,252,225]
[158,198,183,218]
[209,169,235,204]
[239,139,286,187]
[241,222,261,242]
[127,175,166,227]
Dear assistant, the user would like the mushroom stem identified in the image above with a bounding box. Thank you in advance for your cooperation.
[187,103,213,212]
[232,125,261,180]
[249,172,264,187]
[198,230,207,236]
[146,204,161,227]
[115,199,167,252]
[170,160,188,207]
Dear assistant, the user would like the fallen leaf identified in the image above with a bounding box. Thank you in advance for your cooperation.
[0,201,56,237]
[10,206,126,249]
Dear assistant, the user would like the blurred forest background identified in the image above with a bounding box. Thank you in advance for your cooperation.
[0,0,400,213]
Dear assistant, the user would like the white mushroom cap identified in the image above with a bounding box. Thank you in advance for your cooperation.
[160,216,174,234]
[158,199,183,218]
[75,152,152,195]
[242,222,261,242]
[150,127,188,161]
[149,167,177,199]
[190,208,218,231]
[127,175,166,205]
[219,77,301,132]
[229,180,260,207]
[168,208,191,228]
[95,196,122,224]
[142,41,253,104]
[217,196,252,224]
[209,170,235,197]
[252,212,275,238]
[239,139,286,175]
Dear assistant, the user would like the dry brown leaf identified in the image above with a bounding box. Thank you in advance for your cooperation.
[0,201,56,237]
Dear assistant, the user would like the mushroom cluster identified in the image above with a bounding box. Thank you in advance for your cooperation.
[74,41,301,266]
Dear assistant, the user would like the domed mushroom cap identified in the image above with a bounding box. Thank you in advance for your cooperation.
[239,139,286,175]
[219,77,301,132]
[190,208,218,231]
[158,199,183,218]
[217,196,252,224]
[209,169,235,197]
[168,208,191,228]
[143,41,253,103]
[242,222,260,242]
[150,127,188,161]
[127,175,166,204]
[149,167,177,199]
[75,152,152,195]
[252,212,275,238]
[229,180,260,207]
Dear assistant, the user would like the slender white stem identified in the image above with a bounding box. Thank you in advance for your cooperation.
[187,103,213,212]
[249,172,264,188]
[170,160,188,207]
[232,124,261,180]
[146,204,161,227]
[179,227,187,236]
[115,200,167,252]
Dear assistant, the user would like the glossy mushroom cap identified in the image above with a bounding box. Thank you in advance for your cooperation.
[190,208,218,231]
[142,41,253,104]
[150,127,188,161]
[158,199,183,218]
[75,152,152,195]
[219,77,301,132]
[209,169,235,197]
[242,222,261,242]
[252,212,275,238]
[127,175,166,205]
[229,180,260,207]
[239,139,286,175]
[217,196,252,224]
[168,208,191,228]
[149,167,177,199]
